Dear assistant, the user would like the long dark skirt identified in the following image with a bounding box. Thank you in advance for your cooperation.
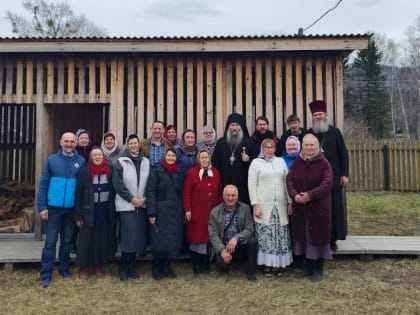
[120,210,148,254]
[76,223,109,267]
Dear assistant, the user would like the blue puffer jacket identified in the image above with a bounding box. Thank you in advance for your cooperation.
[37,149,86,210]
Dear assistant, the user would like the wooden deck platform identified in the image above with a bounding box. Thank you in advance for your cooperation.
[0,235,419,265]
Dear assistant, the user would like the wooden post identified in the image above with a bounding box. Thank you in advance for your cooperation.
[34,60,45,240]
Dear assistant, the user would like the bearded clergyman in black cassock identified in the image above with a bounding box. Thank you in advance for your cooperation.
[308,100,349,251]
[211,113,258,205]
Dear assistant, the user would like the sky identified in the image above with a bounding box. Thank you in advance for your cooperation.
[0,0,419,40]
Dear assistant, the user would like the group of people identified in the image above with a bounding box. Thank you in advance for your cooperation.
[37,99,349,287]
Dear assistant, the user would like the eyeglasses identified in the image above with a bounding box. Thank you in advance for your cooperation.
[203,131,213,135]
[263,146,275,149]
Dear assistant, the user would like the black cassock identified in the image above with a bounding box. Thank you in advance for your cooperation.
[211,136,258,205]
[309,125,349,241]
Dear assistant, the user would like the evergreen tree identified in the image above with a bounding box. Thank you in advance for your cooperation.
[349,37,392,138]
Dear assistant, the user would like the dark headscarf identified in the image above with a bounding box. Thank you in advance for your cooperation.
[223,113,250,138]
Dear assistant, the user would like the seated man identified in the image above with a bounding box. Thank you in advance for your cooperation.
[208,184,257,281]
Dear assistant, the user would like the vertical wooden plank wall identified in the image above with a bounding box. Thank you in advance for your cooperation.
[0,54,344,181]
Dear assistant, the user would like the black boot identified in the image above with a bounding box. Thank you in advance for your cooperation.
[152,258,163,281]
[295,258,314,278]
[127,253,139,279]
[162,259,176,278]
[312,259,324,282]
[201,253,210,274]
[119,252,129,282]
[191,252,201,275]
[293,254,304,270]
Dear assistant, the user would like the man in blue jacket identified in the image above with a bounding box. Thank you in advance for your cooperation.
[38,132,86,287]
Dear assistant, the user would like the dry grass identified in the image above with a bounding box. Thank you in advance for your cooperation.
[347,192,420,236]
[0,192,419,315]
[0,258,419,315]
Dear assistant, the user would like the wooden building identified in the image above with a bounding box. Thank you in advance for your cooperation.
[0,34,368,238]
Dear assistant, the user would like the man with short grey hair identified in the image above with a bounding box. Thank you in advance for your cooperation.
[208,184,257,281]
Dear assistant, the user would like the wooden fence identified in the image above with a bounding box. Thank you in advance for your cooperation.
[347,141,420,192]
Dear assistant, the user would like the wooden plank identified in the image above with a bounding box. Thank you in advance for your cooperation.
[335,56,344,130]
[225,60,233,118]
[56,59,64,103]
[0,62,3,97]
[16,59,23,103]
[0,37,369,53]
[147,58,155,132]
[245,58,253,131]
[99,58,107,103]
[88,58,96,103]
[157,58,164,122]
[196,59,204,137]
[325,58,334,121]
[255,58,263,120]
[305,58,314,128]
[25,59,34,103]
[265,58,273,128]
[46,60,54,103]
[34,60,45,240]
[109,58,124,145]
[126,58,135,135]
[206,60,214,130]
[137,58,145,138]
[176,59,184,132]
[285,58,293,119]
[295,57,303,123]
[235,58,243,115]
[274,58,283,134]
[186,59,194,129]
[315,57,323,100]
[78,59,85,102]
[216,59,224,136]
[5,61,13,103]
[166,59,174,127]
[67,58,75,103]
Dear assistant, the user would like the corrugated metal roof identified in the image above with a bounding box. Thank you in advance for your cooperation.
[0,33,369,41]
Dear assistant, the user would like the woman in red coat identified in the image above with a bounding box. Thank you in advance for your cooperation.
[183,149,222,274]
[286,133,333,282]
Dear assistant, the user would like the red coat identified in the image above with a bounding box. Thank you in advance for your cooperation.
[286,152,333,245]
[183,165,222,244]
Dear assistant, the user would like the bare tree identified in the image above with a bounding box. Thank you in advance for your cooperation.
[6,0,107,37]
[375,33,410,139]
[403,15,420,139]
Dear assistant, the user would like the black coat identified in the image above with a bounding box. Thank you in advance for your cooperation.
[211,136,257,205]
[309,125,349,240]
[146,164,184,258]
[74,165,115,227]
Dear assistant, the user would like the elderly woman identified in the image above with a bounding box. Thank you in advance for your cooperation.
[101,131,122,166]
[100,131,122,256]
[248,138,293,276]
[74,147,114,279]
[281,135,301,170]
[146,148,184,280]
[164,124,181,149]
[183,149,222,274]
[286,133,333,282]
[113,134,150,281]
[197,125,217,155]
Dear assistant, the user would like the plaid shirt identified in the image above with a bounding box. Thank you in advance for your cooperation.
[222,204,240,245]
[150,140,165,165]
